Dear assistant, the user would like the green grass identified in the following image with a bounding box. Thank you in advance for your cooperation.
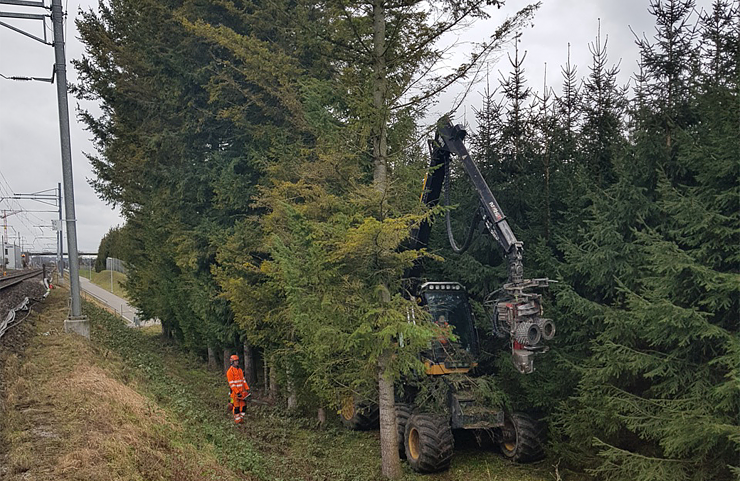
[3,288,581,481]
[79,269,128,298]
[83,300,573,481]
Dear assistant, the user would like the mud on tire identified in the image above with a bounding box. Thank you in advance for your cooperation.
[499,412,546,462]
[404,413,454,473]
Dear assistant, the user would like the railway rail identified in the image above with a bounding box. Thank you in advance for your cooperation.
[0,269,49,340]
[0,269,43,291]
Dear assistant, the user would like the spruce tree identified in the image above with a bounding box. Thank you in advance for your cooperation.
[556,2,739,479]
[279,2,539,476]
[633,0,699,163]
[579,22,628,188]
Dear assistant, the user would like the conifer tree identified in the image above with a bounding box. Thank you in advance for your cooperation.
[549,44,589,242]
[579,22,628,187]
[633,0,699,160]
[499,34,533,179]
[555,45,582,157]
[74,0,304,360]
[556,2,739,479]
[284,2,539,476]
[530,66,557,240]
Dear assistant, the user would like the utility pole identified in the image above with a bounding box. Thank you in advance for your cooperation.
[2,210,6,276]
[2,209,7,276]
[51,0,84,327]
[4,187,60,276]
[0,0,88,336]
[57,183,62,281]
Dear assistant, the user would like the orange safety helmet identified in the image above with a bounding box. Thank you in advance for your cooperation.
[230,354,239,362]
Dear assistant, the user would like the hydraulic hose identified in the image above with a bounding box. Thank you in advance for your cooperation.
[444,155,479,254]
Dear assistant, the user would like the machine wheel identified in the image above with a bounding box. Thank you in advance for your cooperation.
[395,403,413,458]
[499,412,545,462]
[339,396,379,430]
[404,413,454,473]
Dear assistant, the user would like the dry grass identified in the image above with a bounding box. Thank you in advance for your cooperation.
[0,286,254,481]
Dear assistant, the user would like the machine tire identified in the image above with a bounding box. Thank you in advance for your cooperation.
[404,413,454,473]
[499,412,546,462]
[338,396,379,430]
[395,403,413,458]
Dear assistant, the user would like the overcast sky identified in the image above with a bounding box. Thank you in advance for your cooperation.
[0,0,712,254]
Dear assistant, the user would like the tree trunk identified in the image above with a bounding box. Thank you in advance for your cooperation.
[372,0,388,195]
[376,284,401,478]
[286,361,298,411]
[269,359,278,401]
[243,342,257,387]
[162,322,172,339]
[371,1,400,477]
[378,349,401,479]
[207,346,218,370]
[223,348,231,374]
[263,359,269,397]
[287,388,298,410]
[317,407,326,428]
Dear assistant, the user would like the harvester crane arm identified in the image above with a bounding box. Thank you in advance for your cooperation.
[434,120,525,284]
[411,117,555,374]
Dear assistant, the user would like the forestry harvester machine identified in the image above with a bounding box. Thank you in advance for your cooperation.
[340,117,555,473]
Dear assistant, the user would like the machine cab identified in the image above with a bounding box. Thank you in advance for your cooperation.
[419,282,479,372]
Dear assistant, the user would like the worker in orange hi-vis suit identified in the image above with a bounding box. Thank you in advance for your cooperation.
[227,354,250,424]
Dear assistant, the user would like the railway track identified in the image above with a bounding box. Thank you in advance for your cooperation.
[0,269,43,291]
[0,269,48,340]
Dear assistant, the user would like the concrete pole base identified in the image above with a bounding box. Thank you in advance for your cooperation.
[64,317,90,338]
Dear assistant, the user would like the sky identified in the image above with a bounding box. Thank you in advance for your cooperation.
[0,0,712,254]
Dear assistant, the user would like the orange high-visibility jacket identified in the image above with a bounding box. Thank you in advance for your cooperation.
[227,366,249,403]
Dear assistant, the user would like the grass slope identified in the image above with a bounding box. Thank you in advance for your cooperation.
[78,269,128,298]
[1,287,562,481]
